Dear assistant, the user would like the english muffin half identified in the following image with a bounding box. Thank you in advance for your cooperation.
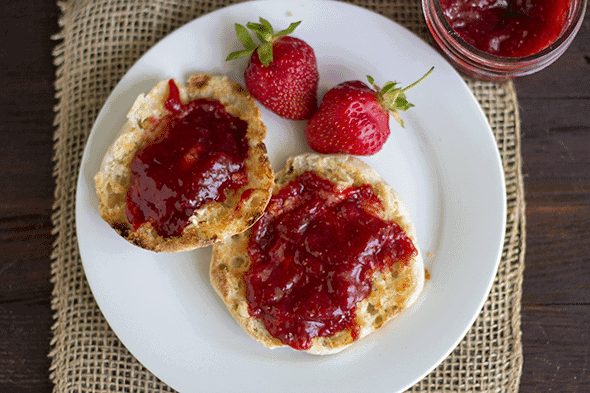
[211,153,424,354]
[94,74,274,252]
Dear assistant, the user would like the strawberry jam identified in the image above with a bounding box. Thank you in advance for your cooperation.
[126,80,249,237]
[245,172,417,350]
[440,0,571,57]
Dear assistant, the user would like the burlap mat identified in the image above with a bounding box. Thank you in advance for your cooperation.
[50,0,525,391]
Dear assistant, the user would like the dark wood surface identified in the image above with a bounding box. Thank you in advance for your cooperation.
[1,1,588,392]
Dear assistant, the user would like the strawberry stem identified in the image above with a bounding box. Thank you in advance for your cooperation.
[402,67,434,92]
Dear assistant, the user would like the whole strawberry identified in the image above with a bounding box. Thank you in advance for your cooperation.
[227,18,318,120]
[305,68,433,155]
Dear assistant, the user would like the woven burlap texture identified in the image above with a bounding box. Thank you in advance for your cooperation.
[50,0,525,391]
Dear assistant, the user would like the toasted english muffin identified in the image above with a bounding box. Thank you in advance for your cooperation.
[210,153,425,355]
[94,74,274,253]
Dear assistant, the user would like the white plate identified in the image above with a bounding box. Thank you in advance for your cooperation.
[76,1,506,392]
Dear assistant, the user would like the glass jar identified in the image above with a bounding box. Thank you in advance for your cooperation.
[422,0,587,80]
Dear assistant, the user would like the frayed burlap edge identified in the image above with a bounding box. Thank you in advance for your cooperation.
[49,1,524,391]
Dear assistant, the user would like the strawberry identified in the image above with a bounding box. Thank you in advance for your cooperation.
[305,68,433,155]
[227,18,319,120]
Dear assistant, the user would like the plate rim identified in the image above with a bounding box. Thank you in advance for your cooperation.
[75,1,507,392]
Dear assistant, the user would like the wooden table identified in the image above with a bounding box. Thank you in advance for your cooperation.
[1,1,588,391]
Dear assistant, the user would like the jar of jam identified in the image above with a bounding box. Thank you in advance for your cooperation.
[422,0,587,80]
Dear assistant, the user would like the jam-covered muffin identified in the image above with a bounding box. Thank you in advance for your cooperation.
[94,75,274,252]
[210,153,425,354]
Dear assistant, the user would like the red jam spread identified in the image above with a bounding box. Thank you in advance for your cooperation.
[245,171,417,350]
[126,80,249,237]
[440,0,571,57]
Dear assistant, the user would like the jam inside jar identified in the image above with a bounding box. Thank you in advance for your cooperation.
[440,0,571,57]
[245,172,417,350]
[126,80,249,238]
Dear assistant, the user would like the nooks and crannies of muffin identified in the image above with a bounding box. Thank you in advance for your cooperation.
[94,74,274,253]
[210,153,425,355]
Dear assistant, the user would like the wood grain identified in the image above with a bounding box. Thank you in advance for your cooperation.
[0,1,59,392]
[521,306,590,392]
[0,1,588,392]
[519,96,590,305]
[515,17,590,391]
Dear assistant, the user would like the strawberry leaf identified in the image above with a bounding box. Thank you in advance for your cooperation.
[392,93,414,111]
[259,17,274,35]
[380,81,398,95]
[226,24,258,61]
[276,21,302,37]
[375,67,434,128]
[235,23,256,49]
[257,42,274,67]
[391,111,405,128]
[247,21,273,43]
[226,48,255,61]
[227,17,305,68]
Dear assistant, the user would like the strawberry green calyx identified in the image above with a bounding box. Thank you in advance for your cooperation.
[226,17,302,67]
[367,67,434,128]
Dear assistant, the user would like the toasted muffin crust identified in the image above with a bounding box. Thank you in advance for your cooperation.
[210,153,424,354]
[94,74,274,252]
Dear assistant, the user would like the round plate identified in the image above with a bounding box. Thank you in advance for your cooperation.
[76,1,506,392]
